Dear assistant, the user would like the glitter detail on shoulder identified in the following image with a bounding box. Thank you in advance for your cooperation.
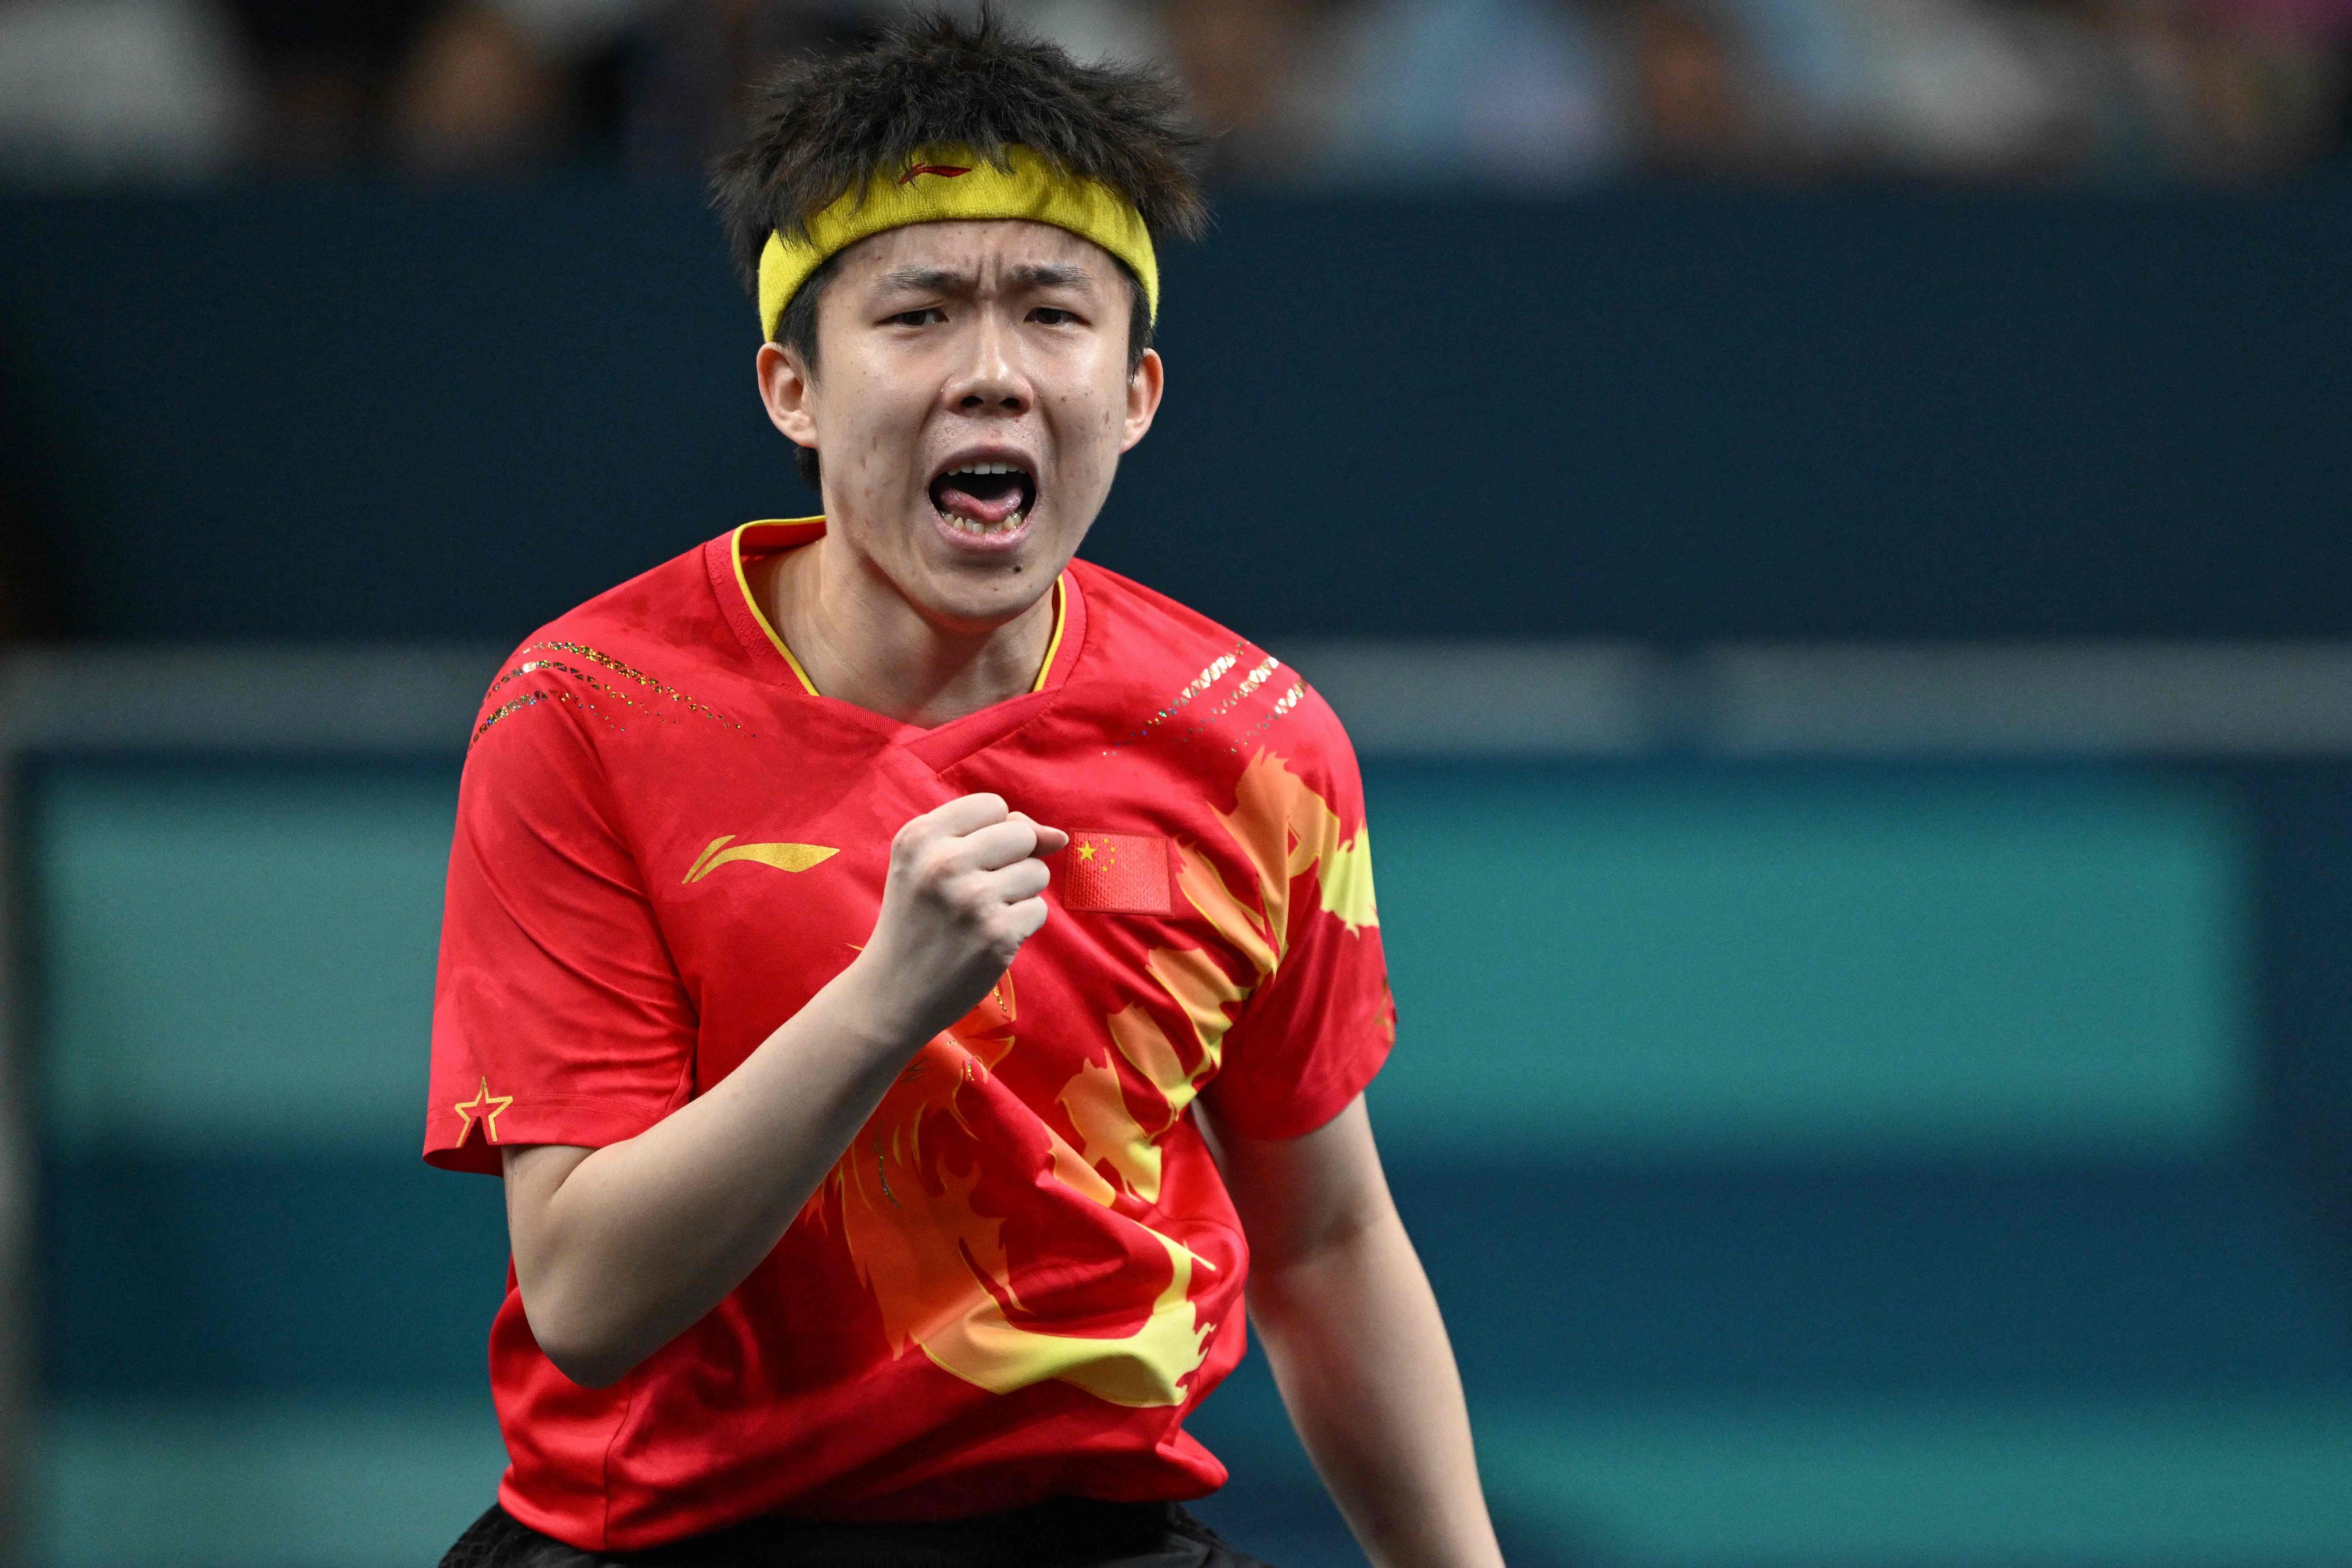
[1226,681,1307,752]
[1207,655,1283,717]
[1101,640,1246,756]
[472,640,753,747]
[1101,641,1306,757]
[471,686,616,744]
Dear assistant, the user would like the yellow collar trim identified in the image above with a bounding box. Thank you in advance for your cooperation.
[731,521,1069,700]
[758,145,1157,342]
[732,520,821,696]
[1029,573,1069,697]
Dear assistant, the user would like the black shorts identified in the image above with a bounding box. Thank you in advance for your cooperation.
[439,1497,1276,1568]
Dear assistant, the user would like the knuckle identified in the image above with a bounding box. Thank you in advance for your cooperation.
[951,872,994,917]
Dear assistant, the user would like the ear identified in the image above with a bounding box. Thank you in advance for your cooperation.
[757,341,820,447]
[1119,348,1165,454]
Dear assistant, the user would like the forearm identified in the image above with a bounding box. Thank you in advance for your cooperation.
[1249,1209,1503,1568]
[509,794,1063,1388]
[511,962,917,1385]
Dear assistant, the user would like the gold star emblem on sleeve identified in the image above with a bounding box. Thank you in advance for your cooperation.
[454,1076,515,1144]
[1076,839,1098,862]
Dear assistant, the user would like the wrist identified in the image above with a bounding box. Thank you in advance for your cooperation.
[827,947,932,1059]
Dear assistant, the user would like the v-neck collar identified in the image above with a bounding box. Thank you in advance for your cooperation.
[706,519,1087,774]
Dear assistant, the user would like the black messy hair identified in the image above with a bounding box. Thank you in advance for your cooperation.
[710,6,1206,493]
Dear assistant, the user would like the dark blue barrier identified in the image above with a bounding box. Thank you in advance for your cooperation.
[4,181,2350,643]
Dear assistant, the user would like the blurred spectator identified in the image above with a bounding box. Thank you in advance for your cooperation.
[1625,0,1774,175]
[617,0,1354,187]
[239,0,633,176]
[2086,0,2348,180]
[1157,0,1327,179]
[392,8,563,174]
[1008,0,1366,183]
[0,0,635,181]
[0,0,2343,190]
[0,0,252,183]
[225,0,441,170]
[1320,0,1629,186]
[1830,0,2093,179]
[621,1,871,179]
[1017,0,1166,67]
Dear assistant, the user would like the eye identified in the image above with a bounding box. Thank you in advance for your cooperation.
[1028,307,1078,326]
[889,307,946,327]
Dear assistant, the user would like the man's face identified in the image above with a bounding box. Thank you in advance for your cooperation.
[759,219,1164,632]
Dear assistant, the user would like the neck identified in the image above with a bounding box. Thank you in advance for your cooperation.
[755,535,1057,727]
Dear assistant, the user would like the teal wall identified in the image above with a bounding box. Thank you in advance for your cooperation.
[40,770,454,1153]
[26,759,2352,1567]
[1368,766,2249,1158]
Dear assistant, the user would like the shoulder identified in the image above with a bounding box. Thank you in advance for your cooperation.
[1068,558,1360,785]
[466,534,752,760]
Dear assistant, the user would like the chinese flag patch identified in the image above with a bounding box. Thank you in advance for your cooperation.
[1062,831,1174,914]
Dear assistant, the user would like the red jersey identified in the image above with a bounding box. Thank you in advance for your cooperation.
[426,520,1393,1551]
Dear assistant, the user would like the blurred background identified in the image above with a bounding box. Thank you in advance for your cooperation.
[3,0,2352,1564]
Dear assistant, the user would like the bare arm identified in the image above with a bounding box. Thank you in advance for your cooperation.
[1203,1095,1504,1568]
[502,793,1066,1388]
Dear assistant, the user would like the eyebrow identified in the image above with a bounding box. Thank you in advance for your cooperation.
[875,262,1098,294]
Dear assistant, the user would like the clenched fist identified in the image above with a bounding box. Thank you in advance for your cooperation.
[848,793,1069,1046]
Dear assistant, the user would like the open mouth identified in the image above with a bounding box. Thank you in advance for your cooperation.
[929,461,1036,539]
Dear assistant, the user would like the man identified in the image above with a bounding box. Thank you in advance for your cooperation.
[428,13,1503,1567]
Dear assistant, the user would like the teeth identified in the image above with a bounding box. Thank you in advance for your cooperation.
[943,509,1025,536]
[948,462,1028,478]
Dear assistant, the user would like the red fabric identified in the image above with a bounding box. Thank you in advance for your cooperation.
[426,523,1395,1552]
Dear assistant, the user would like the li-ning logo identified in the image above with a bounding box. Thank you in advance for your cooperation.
[899,163,973,185]
[683,835,839,883]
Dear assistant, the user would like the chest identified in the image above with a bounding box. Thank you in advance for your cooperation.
[624,723,1262,1100]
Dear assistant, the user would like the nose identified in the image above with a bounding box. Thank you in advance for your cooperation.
[943,311,1030,416]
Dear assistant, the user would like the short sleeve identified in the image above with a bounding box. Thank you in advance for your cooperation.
[425,689,698,1173]
[1200,707,1396,1140]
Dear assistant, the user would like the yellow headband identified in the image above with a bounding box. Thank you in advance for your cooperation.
[756,145,1158,342]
